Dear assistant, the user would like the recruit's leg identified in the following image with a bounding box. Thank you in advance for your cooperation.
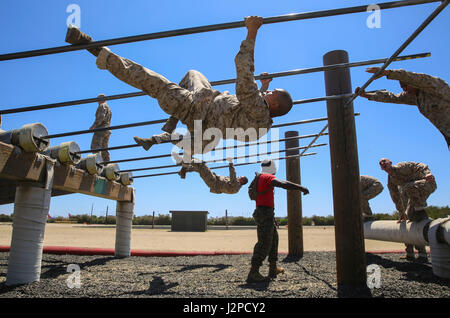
[162,70,213,133]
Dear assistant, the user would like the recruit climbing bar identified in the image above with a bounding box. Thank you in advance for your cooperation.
[299,1,448,158]
[133,153,318,178]
[102,132,329,164]
[0,52,428,115]
[0,0,439,61]
[119,143,327,173]
[348,0,448,106]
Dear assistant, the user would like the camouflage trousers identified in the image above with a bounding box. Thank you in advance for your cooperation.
[145,69,213,157]
[360,182,384,216]
[190,163,218,192]
[97,49,204,127]
[399,180,436,221]
[250,206,279,267]
[91,131,111,163]
[405,243,427,258]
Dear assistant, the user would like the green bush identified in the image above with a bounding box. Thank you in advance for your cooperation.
[0,214,12,222]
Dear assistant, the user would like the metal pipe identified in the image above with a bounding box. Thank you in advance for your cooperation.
[119,143,327,173]
[0,0,438,61]
[42,112,355,140]
[364,219,450,278]
[0,51,427,115]
[42,118,167,139]
[132,152,317,178]
[102,132,329,165]
[364,219,431,246]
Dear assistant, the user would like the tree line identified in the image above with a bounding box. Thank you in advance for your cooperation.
[0,206,448,226]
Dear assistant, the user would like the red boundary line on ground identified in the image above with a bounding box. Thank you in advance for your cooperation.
[0,245,417,257]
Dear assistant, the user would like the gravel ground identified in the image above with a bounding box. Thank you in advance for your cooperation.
[0,251,449,299]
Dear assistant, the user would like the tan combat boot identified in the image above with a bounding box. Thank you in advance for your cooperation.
[65,25,101,57]
[161,116,179,133]
[268,262,285,279]
[246,265,267,283]
[134,136,155,151]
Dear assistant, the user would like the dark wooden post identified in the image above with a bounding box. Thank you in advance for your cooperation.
[225,209,229,230]
[323,50,366,289]
[152,211,155,229]
[285,130,303,258]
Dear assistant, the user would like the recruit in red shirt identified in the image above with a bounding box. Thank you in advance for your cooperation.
[256,173,276,208]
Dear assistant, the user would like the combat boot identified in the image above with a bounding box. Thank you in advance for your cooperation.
[65,25,101,57]
[177,163,196,179]
[161,116,179,133]
[134,136,155,151]
[246,265,267,283]
[268,262,285,279]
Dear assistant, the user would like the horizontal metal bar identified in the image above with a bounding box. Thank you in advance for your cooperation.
[0,52,429,115]
[42,118,168,139]
[293,90,384,105]
[102,132,329,164]
[0,0,438,61]
[119,143,327,173]
[132,152,318,178]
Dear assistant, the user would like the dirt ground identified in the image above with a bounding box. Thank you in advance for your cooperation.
[0,223,412,253]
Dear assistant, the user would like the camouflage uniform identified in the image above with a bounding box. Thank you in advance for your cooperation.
[95,39,272,155]
[360,175,384,218]
[364,69,450,147]
[386,161,437,259]
[188,161,242,194]
[251,206,279,267]
[91,101,112,162]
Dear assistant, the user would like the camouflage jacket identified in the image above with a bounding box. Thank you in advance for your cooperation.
[386,161,434,212]
[92,102,112,129]
[183,39,273,142]
[360,175,383,197]
[365,69,450,146]
[198,162,242,194]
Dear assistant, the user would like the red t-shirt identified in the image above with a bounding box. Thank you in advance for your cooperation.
[256,173,276,208]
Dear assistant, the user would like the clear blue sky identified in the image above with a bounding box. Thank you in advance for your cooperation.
[0,0,448,219]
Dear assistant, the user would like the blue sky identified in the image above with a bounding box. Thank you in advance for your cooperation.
[0,0,448,219]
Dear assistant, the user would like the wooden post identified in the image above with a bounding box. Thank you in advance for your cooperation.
[323,50,366,289]
[225,209,229,230]
[152,211,155,229]
[285,131,303,258]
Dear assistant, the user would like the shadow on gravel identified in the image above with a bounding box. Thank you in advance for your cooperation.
[40,256,116,280]
[123,276,179,296]
[175,264,231,273]
[281,255,303,263]
[366,253,449,287]
[238,281,270,292]
[296,263,337,293]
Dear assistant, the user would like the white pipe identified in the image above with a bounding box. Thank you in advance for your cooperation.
[6,183,52,285]
[363,219,431,246]
[115,201,134,258]
[428,218,450,278]
[440,219,450,245]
